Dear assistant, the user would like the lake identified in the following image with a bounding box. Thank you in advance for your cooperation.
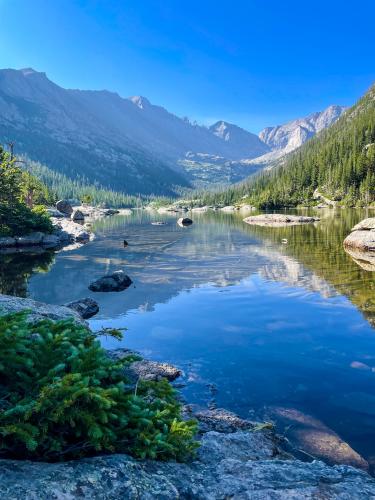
[2,208,375,469]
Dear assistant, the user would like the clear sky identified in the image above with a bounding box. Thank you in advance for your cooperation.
[0,0,374,132]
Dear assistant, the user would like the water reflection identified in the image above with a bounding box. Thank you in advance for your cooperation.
[2,208,375,467]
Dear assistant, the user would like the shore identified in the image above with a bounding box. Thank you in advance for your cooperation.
[0,293,375,498]
[0,204,131,253]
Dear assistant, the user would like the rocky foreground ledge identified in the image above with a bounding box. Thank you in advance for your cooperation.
[243,214,320,227]
[0,295,375,498]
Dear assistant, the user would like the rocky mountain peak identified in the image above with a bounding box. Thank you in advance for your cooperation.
[129,95,151,109]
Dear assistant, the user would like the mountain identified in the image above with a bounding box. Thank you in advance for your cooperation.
[0,68,191,195]
[0,67,349,195]
[259,105,346,153]
[198,84,375,208]
[245,105,347,169]
[209,121,269,158]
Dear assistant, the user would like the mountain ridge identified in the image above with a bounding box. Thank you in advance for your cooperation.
[0,67,348,194]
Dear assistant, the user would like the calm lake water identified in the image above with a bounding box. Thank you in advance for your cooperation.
[2,208,375,468]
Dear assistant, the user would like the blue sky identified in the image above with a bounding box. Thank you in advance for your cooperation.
[0,0,374,132]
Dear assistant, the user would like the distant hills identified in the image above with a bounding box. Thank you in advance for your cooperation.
[0,68,347,195]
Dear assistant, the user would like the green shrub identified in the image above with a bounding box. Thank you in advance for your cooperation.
[0,312,197,461]
[0,202,53,236]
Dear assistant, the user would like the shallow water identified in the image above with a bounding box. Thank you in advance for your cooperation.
[2,208,375,467]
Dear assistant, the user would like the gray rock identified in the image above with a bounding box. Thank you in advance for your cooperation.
[344,218,375,251]
[46,208,65,218]
[177,217,193,226]
[41,234,60,248]
[244,214,320,227]
[0,294,84,324]
[65,298,99,319]
[108,349,182,382]
[71,209,85,221]
[185,407,258,434]
[52,218,91,243]
[0,430,374,499]
[89,271,132,292]
[0,237,16,248]
[15,232,45,246]
[56,199,73,216]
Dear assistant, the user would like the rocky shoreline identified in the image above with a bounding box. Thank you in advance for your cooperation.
[0,294,375,498]
[0,202,131,253]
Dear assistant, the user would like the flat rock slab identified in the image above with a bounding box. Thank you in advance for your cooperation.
[344,218,375,251]
[0,431,375,499]
[244,214,320,227]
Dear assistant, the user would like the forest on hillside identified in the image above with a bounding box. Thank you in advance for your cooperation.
[196,84,375,209]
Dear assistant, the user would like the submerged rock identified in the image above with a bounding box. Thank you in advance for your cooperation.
[65,298,99,319]
[89,271,132,292]
[269,407,369,470]
[0,430,374,499]
[344,218,375,251]
[244,214,320,227]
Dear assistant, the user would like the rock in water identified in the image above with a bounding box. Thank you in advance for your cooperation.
[56,199,73,216]
[243,214,320,227]
[177,217,193,226]
[89,271,132,292]
[344,218,375,251]
[65,298,99,319]
[71,209,85,221]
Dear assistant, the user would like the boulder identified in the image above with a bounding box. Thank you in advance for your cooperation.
[344,218,375,251]
[108,349,182,382]
[46,208,65,218]
[89,271,132,292]
[65,298,99,319]
[0,294,84,324]
[243,214,320,227]
[52,219,91,243]
[56,199,73,216]
[221,205,236,212]
[15,232,44,246]
[41,234,60,248]
[71,209,85,221]
[177,217,193,226]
